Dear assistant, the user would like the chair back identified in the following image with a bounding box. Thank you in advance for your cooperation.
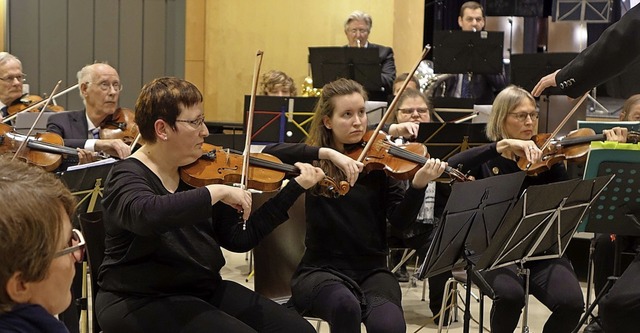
[78,210,105,333]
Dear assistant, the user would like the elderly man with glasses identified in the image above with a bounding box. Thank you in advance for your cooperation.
[47,62,131,167]
[344,10,396,98]
[0,52,27,121]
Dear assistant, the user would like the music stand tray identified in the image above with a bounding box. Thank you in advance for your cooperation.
[59,162,116,215]
[581,146,640,236]
[418,171,526,280]
[308,47,382,91]
[416,123,490,161]
[510,53,578,95]
[433,30,504,75]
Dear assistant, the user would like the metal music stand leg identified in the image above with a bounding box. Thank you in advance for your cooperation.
[517,266,531,333]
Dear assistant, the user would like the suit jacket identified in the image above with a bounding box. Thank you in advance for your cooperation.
[46,109,90,148]
[439,71,507,105]
[556,5,640,98]
[368,42,396,93]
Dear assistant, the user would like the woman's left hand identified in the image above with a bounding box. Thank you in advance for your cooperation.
[411,158,446,189]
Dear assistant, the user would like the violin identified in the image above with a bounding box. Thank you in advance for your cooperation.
[346,130,471,182]
[518,128,640,175]
[99,107,140,144]
[180,143,350,197]
[7,94,64,116]
[0,123,105,171]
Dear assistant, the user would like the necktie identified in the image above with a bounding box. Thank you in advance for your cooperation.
[90,128,100,139]
[460,73,471,98]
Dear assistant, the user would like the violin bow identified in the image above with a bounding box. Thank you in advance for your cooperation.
[11,80,62,161]
[537,92,589,152]
[356,45,431,163]
[240,49,264,229]
[2,83,78,124]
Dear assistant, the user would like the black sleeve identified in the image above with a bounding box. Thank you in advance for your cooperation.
[447,142,500,177]
[46,113,88,149]
[262,143,321,165]
[556,6,640,98]
[379,46,397,93]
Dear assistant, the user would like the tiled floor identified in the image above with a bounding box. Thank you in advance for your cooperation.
[221,249,593,333]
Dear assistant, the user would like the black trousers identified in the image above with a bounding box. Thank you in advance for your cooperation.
[600,253,640,333]
[484,257,584,333]
[95,280,315,333]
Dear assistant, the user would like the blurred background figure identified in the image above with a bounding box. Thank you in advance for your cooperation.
[260,70,297,97]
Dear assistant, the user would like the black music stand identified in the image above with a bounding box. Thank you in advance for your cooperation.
[510,53,578,95]
[59,161,116,216]
[416,123,490,161]
[417,172,525,333]
[432,30,504,75]
[243,96,318,144]
[572,156,640,332]
[308,47,382,92]
[476,175,613,333]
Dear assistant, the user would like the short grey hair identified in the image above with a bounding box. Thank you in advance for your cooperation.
[344,10,372,32]
[76,62,112,101]
[0,52,21,67]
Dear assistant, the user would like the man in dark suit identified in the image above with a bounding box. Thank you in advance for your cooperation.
[47,62,131,166]
[344,10,396,97]
[438,1,507,105]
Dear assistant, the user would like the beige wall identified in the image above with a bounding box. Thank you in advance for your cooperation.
[0,0,5,50]
[186,0,425,124]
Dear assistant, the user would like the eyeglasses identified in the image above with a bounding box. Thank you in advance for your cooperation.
[89,81,123,92]
[509,111,539,122]
[176,115,206,128]
[0,73,26,83]
[348,28,369,35]
[398,108,430,115]
[54,229,85,263]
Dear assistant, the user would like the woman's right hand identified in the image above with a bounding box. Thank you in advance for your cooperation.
[319,148,364,186]
[206,185,252,220]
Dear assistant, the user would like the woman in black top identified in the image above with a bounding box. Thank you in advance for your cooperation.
[263,78,447,333]
[95,77,326,333]
[447,85,584,333]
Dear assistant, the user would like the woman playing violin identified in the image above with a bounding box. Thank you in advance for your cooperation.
[262,78,446,333]
[447,85,585,333]
[95,77,325,333]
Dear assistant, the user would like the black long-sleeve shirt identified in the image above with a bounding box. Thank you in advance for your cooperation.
[98,158,305,297]
[263,143,426,273]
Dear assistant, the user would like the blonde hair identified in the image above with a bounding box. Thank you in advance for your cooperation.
[260,70,296,96]
[0,158,76,313]
[486,85,536,141]
[620,94,640,120]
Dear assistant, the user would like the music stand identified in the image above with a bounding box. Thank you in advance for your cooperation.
[476,175,613,333]
[510,53,578,95]
[432,30,504,75]
[416,123,490,161]
[243,96,318,144]
[308,47,382,92]
[417,172,525,333]
[572,149,640,332]
[59,162,116,215]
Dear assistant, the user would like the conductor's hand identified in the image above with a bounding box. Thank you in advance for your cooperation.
[532,70,559,97]
[411,158,446,189]
[603,127,628,143]
[319,148,364,186]
[207,185,252,220]
[389,122,419,139]
[77,148,97,165]
[95,138,131,159]
[497,139,542,163]
[293,162,326,189]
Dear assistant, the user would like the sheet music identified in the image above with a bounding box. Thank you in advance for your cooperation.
[66,157,117,171]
